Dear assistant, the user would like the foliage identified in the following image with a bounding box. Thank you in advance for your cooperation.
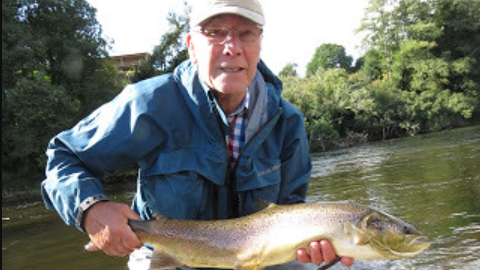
[278,63,298,78]
[431,0,480,97]
[281,0,479,151]
[2,0,123,188]
[306,43,353,76]
[358,49,386,81]
[132,3,190,83]
[3,75,80,181]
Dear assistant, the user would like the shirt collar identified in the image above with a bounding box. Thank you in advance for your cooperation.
[200,77,250,119]
[227,88,250,117]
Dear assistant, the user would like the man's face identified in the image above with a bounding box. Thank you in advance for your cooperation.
[187,14,262,97]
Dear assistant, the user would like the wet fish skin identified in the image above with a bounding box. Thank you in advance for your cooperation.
[129,202,430,270]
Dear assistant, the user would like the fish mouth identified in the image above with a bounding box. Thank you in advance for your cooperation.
[387,235,431,258]
[410,235,430,245]
[408,235,431,253]
[368,233,431,259]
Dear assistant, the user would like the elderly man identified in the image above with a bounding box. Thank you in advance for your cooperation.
[41,0,353,269]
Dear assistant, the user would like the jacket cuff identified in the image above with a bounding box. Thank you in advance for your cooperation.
[76,194,109,231]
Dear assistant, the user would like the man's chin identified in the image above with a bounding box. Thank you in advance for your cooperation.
[211,79,249,95]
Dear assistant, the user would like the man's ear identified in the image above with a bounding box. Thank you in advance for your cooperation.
[186,34,198,63]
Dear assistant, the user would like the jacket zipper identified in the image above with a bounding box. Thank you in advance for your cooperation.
[230,108,282,215]
[233,108,282,172]
[210,88,282,218]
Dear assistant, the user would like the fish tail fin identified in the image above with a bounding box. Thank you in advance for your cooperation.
[149,250,182,270]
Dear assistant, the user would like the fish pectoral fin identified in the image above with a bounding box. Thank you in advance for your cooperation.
[235,265,264,270]
[344,222,370,245]
[235,259,264,270]
[149,250,182,270]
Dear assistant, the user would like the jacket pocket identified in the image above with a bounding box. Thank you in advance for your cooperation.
[140,148,228,219]
[142,170,204,220]
[235,158,283,215]
[236,158,282,197]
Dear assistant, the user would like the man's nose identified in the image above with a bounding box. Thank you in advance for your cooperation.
[222,34,242,56]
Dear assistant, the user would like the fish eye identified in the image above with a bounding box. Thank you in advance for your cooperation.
[403,225,413,234]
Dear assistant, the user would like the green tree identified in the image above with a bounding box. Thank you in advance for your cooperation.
[432,0,480,96]
[359,49,386,81]
[133,4,190,83]
[359,0,435,77]
[2,0,122,189]
[359,0,479,130]
[281,0,479,151]
[358,0,398,77]
[306,43,353,76]
[278,63,298,77]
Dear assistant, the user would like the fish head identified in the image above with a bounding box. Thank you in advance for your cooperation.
[345,210,430,259]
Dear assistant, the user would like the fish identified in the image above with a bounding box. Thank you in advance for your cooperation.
[129,202,430,270]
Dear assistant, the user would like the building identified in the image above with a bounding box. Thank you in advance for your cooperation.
[107,52,150,73]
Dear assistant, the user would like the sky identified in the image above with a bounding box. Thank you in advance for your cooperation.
[87,0,370,76]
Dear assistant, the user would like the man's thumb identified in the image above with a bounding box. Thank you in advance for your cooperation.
[124,207,142,221]
[84,242,101,252]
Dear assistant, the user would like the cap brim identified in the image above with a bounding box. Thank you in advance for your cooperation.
[192,6,265,26]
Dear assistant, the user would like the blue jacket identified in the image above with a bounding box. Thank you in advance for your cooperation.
[41,60,312,230]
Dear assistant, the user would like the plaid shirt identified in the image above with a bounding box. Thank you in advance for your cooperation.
[226,89,250,167]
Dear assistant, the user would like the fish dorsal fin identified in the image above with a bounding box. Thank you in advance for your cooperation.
[254,200,277,212]
[149,250,182,270]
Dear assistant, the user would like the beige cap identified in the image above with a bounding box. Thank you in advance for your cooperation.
[191,0,265,26]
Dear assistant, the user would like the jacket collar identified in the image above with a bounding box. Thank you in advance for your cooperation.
[173,59,283,140]
[174,59,282,111]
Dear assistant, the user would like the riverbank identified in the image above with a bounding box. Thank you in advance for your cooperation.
[309,131,369,152]
[2,186,43,207]
[2,172,137,207]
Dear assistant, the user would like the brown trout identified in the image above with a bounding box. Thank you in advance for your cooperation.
[129,202,430,270]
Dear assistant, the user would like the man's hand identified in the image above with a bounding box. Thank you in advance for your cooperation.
[83,201,143,256]
[296,240,355,267]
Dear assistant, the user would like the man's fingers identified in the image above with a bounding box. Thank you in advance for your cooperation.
[319,240,337,264]
[115,244,135,256]
[297,240,356,268]
[85,235,140,256]
[85,230,140,256]
[97,241,133,257]
[309,241,324,265]
[341,256,355,267]
[102,235,140,256]
[122,233,143,251]
[296,248,310,264]
[83,202,144,257]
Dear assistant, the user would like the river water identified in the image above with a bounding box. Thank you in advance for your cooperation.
[3,126,480,270]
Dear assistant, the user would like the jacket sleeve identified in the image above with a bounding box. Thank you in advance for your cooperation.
[41,83,167,230]
[278,106,312,205]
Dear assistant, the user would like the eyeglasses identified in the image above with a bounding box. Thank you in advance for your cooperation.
[196,26,263,44]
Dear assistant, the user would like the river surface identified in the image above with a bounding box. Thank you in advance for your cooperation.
[3,126,480,270]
